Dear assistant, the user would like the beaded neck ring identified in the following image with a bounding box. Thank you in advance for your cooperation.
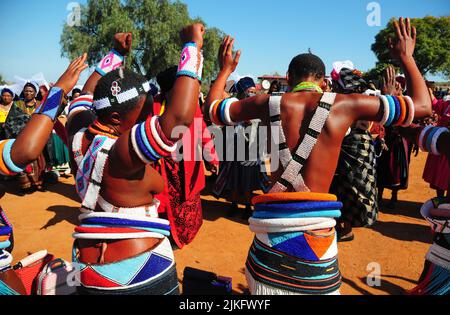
[88,120,120,139]
[292,82,324,94]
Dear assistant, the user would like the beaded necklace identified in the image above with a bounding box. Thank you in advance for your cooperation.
[88,120,120,139]
[292,82,323,94]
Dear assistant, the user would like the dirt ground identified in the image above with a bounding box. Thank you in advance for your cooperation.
[1,152,437,295]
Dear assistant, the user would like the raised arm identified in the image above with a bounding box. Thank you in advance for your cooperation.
[66,33,133,137]
[350,17,432,123]
[2,55,88,172]
[390,18,431,117]
[107,24,207,176]
[205,36,269,125]
[159,23,205,137]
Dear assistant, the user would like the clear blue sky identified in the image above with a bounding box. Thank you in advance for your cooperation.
[0,0,448,85]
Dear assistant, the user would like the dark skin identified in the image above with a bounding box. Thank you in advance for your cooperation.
[67,24,205,209]
[23,86,37,105]
[1,92,13,107]
[399,126,450,202]
[0,54,88,197]
[205,18,432,194]
[379,65,419,207]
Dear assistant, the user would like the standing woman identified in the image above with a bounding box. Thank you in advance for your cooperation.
[65,25,205,295]
[216,77,269,219]
[0,88,15,133]
[376,67,415,208]
[329,62,378,242]
[422,91,450,198]
[152,66,219,249]
[0,55,88,294]
[3,82,47,194]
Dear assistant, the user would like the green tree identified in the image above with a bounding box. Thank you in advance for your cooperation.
[0,74,6,85]
[371,16,450,79]
[60,0,224,84]
[363,63,400,86]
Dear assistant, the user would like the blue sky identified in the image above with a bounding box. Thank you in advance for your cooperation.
[0,0,448,85]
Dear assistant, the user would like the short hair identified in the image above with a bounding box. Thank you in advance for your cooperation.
[156,66,178,94]
[72,88,82,95]
[94,68,150,118]
[288,53,326,81]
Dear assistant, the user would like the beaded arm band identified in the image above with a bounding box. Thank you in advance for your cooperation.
[131,116,177,164]
[209,98,240,126]
[418,126,449,156]
[378,94,415,127]
[95,49,124,77]
[176,42,204,81]
[33,87,65,122]
[0,140,25,176]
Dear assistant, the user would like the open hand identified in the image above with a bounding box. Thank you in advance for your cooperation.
[388,17,417,62]
[180,23,205,50]
[381,65,401,96]
[219,36,241,73]
[113,33,133,56]
[54,54,88,95]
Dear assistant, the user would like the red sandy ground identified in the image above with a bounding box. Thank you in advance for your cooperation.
[1,152,436,295]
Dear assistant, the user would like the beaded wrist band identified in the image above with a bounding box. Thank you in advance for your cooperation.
[95,49,124,77]
[34,87,65,122]
[176,42,204,81]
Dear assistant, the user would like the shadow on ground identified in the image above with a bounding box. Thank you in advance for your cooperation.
[41,205,80,230]
[379,199,427,220]
[369,220,432,244]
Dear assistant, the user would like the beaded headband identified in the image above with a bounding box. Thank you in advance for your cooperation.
[93,81,152,111]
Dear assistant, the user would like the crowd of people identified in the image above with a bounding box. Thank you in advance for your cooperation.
[0,17,449,295]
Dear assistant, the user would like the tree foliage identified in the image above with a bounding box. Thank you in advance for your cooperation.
[371,16,450,79]
[363,63,400,87]
[60,0,224,83]
[0,74,6,85]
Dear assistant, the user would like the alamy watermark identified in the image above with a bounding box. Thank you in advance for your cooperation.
[169,118,280,173]
[367,2,381,27]
[67,2,81,27]
[366,262,382,287]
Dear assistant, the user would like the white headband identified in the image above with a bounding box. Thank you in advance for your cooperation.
[93,81,151,111]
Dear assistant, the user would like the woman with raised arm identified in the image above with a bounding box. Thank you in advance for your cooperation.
[205,17,431,295]
[65,24,205,295]
[0,55,88,295]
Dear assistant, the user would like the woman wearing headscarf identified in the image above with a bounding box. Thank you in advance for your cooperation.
[0,88,15,131]
[214,77,270,219]
[3,82,46,194]
[329,61,379,242]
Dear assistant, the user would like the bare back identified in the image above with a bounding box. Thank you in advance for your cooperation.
[270,92,359,193]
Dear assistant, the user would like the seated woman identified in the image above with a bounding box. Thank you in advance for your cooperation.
[65,24,205,295]
[0,55,88,295]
